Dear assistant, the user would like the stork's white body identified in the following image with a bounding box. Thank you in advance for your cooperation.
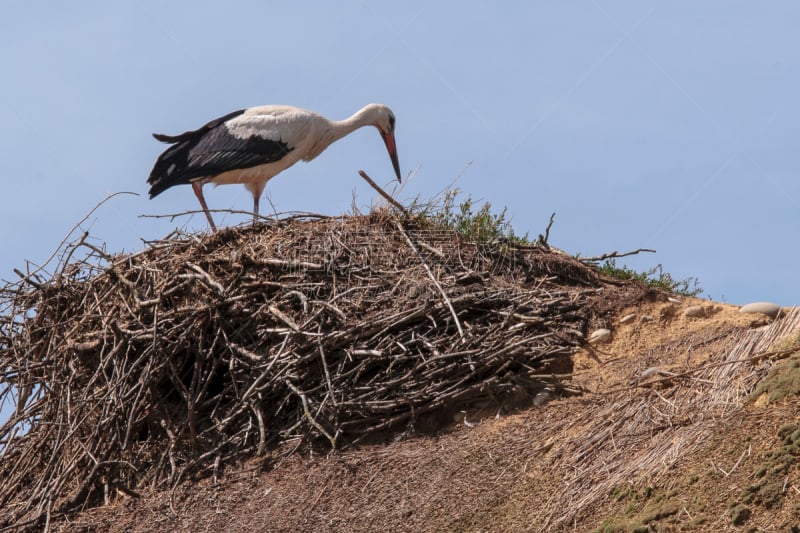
[148,103,401,231]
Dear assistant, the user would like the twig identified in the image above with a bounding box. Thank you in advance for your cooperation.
[318,341,337,407]
[284,381,336,448]
[711,445,752,477]
[139,208,276,224]
[80,241,113,262]
[263,258,323,269]
[252,404,266,455]
[394,221,465,339]
[12,191,138,285]
[186,262,226,295]
[537,212,556,247]
[720,444,750,477]
[358,170,408,216]
[309,478,332,511]
[268,305,300,332]
[580,248,656,263]
[12,269,41,289]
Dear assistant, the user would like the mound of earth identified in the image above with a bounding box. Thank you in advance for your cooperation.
[2,213,798,532]
[63,299,800,532]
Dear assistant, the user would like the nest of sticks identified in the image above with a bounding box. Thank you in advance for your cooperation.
[0,208,631,529]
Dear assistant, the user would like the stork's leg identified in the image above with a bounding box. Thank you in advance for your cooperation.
[248,181,267,227]
[192,181,217,232]
[253,193,260,226]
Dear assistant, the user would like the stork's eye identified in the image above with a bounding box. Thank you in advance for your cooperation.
[388,115,395,132]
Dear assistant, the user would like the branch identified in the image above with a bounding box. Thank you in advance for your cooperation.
[580,248,656,263]
[544,212,555,243]
[12,269,41,289]
[13,191,138,284]
[285,380,336,448]
[394,221,465,340]
[536,212,556,248]
[358,170,408,216]
[139,208,276,224]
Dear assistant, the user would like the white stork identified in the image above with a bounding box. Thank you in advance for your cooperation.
[147,103,402,231]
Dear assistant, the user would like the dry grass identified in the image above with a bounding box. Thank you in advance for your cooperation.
[539,308,800,529]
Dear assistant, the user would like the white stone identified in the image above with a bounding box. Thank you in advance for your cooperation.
[640,367,663,379]
[589,328,612,344]
[619,313,636,324]
[533,391,552,406]
[684,305,706,318]
[739,302,781,318]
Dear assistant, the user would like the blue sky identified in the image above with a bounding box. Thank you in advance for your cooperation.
[2,1,798,307]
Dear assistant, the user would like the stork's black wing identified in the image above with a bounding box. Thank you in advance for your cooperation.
[147,109,293,198]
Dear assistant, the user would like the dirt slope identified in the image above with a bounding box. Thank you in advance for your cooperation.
[61,297,800,532]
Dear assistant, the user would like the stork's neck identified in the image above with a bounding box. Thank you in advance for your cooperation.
[330,105,378,139]
[303,105,379,162]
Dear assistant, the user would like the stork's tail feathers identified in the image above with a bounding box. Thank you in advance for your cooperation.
[152,109,245,145]
[147,109,247,198]
[153,132,184,143]
[147,138,195,198]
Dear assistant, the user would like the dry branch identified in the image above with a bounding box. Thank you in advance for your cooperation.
[394,220,464,339]
[537,212,556,247]
[580,248,656,263]
[358,170,408,216]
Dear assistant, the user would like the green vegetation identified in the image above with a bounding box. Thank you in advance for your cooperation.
[597,259,703,297]
[751,352,800,404]
[593,486,682,532]
[727,421,800,525]
[770,331,800,353]
[410,189,702,297]
[727,503,751,526]
[413,189,529,245]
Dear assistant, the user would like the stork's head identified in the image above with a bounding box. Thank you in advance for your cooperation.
[363,104,402,183]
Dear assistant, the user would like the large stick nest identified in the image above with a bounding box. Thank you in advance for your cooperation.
[0,211,634,529]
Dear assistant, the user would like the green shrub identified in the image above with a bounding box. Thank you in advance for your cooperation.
[415,189,529,245]
[598,259,702,297]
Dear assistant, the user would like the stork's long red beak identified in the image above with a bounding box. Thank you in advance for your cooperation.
[381,131,402,183]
